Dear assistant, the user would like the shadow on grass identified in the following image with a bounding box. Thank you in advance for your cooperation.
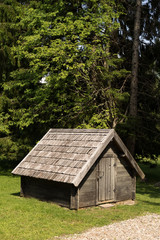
[11,192,21,197]
[139,162,160,183]
[139,200,160,206]
[137,182,160,200]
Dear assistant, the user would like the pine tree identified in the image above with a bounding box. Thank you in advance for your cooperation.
[127,0,142,156]
[113,0,160,158]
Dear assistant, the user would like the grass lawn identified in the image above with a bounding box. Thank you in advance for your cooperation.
[0,160,160,240]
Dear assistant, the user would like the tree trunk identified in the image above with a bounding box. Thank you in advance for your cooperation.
[128,0,141,156]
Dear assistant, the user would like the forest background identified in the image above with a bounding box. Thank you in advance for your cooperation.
[0,0,160,169]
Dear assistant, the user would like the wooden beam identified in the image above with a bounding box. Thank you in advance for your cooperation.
[49,129,111,133]
[73,129,114,187]
[113,131,145,179]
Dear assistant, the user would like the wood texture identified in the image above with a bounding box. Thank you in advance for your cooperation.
[12,129,144,190]
[115,156,135,201]
[97,157,115,203]
[113,132,145,179]
[79,164,97,208]
[21,176,71,207]
[73,129,114,186]
[12,129,114,186]
[15,130,143,209]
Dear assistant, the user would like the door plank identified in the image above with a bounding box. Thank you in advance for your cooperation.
[98,157,115,203]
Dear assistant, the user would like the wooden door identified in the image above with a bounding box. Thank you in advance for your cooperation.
[97,157,115,203]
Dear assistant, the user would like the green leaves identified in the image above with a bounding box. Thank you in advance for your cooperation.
[0,0,129,164]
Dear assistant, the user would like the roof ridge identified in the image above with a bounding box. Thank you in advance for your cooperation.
[49,129,111,133]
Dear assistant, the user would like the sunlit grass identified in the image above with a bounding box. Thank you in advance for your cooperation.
[0,160,159,240]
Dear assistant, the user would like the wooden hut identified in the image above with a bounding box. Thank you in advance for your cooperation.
[12,129,145,209]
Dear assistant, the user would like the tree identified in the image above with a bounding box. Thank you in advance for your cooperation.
[0,0,128,164]
[127,0,142,156]
[0,0,23,166]
[112,0,160,159]
[137,0,160,158]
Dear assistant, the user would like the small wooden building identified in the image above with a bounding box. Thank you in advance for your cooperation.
[12,129,145,209]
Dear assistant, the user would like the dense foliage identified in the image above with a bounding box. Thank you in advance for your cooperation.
[112,0,160,158]
[0,0,160,166]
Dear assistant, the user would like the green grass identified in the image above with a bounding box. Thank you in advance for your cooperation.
[0,161,160,240]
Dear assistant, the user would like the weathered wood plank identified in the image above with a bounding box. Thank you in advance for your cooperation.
[49,129,111,134]
[98,157,105,201]
[79,164,96,208]
[132,176,136,200]
[117,168,131,177]
[116,184,133,201]
[44,133,106,142]
[70,186,79,210]
[12,128,144,199]
[21,177,71,207]
[117,175,133,183]
[74,161,85,169]
[40,139,99,148]
[113,132,145,179]
[73,129,114,187]
[34,145,46,151]
[110,158,115,200]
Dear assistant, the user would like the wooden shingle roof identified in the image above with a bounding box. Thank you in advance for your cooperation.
[12,129,145,186]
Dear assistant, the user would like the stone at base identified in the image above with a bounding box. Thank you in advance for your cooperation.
[116,200,135,206]
[99,200,135,208]
[99,203,115,208]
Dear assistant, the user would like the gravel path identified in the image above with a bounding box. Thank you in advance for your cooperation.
[57,214,160,240]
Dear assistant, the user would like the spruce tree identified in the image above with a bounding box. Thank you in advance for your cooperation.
[113,0,160,158]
